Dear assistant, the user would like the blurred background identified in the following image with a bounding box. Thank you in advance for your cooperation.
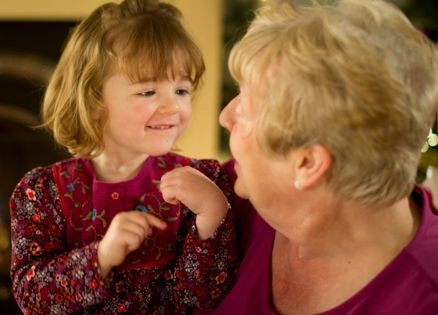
[0,0,437,313]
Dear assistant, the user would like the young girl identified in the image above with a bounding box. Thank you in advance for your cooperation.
[9,0,237,314]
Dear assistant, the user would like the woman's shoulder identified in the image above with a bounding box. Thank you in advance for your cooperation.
[404,185,438,284]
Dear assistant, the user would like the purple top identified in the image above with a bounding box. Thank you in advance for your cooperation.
[10,153,237,314]
[197,164,438,315]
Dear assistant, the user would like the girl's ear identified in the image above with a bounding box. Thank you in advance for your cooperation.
[91,105,106,121]
[292,145,332,190]
[91,111,100,121]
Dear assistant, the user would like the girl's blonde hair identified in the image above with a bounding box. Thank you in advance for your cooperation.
[230,0,438,207]
[42,0,205,157]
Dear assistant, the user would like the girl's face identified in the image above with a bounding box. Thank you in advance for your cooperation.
[100,72,192,159]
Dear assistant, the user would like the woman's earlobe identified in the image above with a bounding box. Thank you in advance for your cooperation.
[293,179,301,190]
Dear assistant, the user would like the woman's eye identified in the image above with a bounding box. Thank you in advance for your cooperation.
[175,88,191,96]
[138,90,155,97]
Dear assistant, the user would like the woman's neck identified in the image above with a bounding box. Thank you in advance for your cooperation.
[271,198,420,314]
[271,196,420,314]
[276,196,419,260]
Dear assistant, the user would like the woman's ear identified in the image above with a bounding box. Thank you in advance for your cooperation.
[292,145,332,190]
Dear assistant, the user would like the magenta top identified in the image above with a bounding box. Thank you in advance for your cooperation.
[198,162,438,315]
[10,153,237,314]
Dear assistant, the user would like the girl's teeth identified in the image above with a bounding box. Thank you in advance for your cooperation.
[148,125,171,129]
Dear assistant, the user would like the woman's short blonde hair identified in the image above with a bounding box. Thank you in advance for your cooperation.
[229,0,438,207]
[42,0,205,157]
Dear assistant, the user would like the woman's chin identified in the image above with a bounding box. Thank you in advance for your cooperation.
[233,180,250,200]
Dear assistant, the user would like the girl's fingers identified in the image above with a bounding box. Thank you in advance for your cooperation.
[160,185,180,205]
[116,212,167,237]
[127,211,168,229]
[121,230,146,252]
[144,213,167,230]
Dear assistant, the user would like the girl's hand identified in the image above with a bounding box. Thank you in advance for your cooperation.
[160,166,229,240]
[97,211,167,278]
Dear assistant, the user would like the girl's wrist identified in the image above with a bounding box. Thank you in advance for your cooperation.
[195,202,230,240]
[97,241,112,278]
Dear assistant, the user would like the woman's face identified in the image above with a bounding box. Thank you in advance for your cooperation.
[221,83,310,235]
[220,86,256,199]
[220,86,288,207]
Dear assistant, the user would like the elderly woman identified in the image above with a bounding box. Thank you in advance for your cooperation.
[197,0,438,314]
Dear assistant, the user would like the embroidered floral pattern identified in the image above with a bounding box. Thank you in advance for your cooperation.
[10,154,237,314]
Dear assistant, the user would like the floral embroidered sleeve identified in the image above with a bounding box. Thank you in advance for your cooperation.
[9,166,109,315]
[172,160,238,312]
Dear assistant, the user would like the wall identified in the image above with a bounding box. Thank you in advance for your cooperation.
[0,0,223,159]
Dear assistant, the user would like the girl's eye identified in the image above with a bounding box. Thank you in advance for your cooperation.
[138,90,155,97]
[175,88,191,96]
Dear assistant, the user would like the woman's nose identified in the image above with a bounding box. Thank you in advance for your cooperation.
[219,98,236,131]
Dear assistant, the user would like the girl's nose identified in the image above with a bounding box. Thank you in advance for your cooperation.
[158,98,179,114]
